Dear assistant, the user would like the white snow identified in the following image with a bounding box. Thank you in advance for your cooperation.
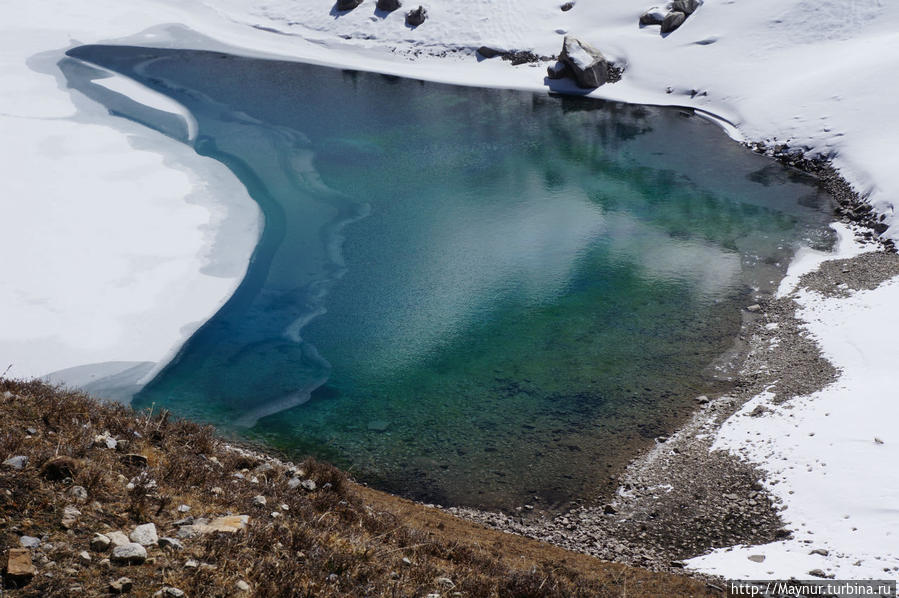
[1,0,898,579]
[688,227,899,578]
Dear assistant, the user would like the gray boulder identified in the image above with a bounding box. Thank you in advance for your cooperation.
[111,543,147,565]
[405,6,427,26]
[672,0,702,16]
[559,36,610,88]
[3,455,28,470]
[336,0,363,10]
[130,523,158,546]
[661,11,687,33]
[639,7,666,26]
[377,0,401,12]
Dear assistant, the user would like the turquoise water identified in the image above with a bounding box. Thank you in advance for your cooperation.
[63,46,834,510]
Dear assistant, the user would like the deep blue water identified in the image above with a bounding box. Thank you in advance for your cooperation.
[62,46,834,510]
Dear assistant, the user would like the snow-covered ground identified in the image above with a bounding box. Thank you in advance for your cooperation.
[2,0,898,581]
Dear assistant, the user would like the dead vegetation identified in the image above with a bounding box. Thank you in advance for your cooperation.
[0,379,719,597]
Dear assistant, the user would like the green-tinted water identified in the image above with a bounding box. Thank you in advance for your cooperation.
[63,46,834,510]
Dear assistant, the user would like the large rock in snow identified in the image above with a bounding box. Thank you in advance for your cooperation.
[335,0,363,12]
[661,11,687,33]
[377,0,401,12]
[672,0,702,16]
[405,5,427,26]
[639,7,666,26]
[559,36,610,89]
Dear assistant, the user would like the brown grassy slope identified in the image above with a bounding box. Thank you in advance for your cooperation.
[0,379,719,597]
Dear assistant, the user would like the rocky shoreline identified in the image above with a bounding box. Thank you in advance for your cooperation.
[437,157,898,575]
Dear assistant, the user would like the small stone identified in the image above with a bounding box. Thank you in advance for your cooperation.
[130,523,158,546]
[177,504,191,513]
[401,557,412,566]
[874,437,884,445]
[746,304,762,312]
[236,580,251,592]
[198,515,249,534]
[68,486,88,501]
[335,0,363,11]
[6,548,36,584]
[603,504,616,515]
[107,531,130,547]
[184,559,199,569]
[111,543,147,565]
[109,577,133,594]
[748,554,766,563]
[436,577,455,588]
[367,420,390,432]
[560,1,574,10]
[252,495,267,507]
[91,533,112,552]
[120,454,148,467]
[78,551,91,563]
[327,573,339,583]
[61,506,82,529]
[287,478,302,489]
[19,536,41,549]
[2,455,28,470]
[301,479,316,492]
[808,568,828,578]
[154,588,186,598]
[158,537,184,550]
[810,548,829,557]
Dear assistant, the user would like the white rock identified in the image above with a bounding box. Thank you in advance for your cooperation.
[107,531,130,547]
[111,543,147,565]
[130,523,158,546]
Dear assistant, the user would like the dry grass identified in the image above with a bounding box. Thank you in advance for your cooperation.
[0,379,720,597]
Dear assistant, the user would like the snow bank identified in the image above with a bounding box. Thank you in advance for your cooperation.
[688,227,899,579]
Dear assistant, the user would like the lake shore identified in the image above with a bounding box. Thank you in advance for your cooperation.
[3,0,899,584]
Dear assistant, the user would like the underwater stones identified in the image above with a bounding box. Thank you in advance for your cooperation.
[367,420,390,432]
[559,36,610,88]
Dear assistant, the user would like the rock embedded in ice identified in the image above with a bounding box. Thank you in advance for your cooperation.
[405,6,427,27]
[559,36,610,88]
[661,11,687,34]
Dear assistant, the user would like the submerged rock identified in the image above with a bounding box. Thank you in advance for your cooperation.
[559,36,610,88]
[367,420,390,432]
[405,6,427,27]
